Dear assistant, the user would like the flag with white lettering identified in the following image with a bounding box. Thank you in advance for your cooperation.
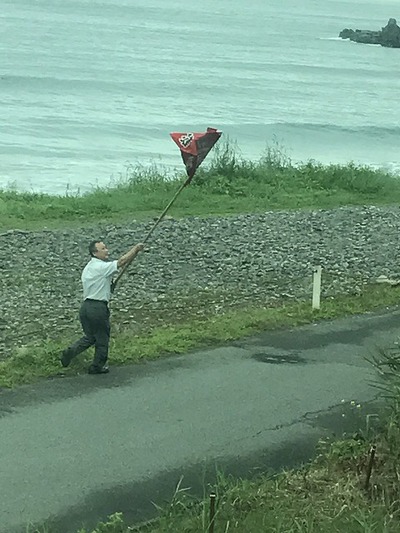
[170,127,222,182]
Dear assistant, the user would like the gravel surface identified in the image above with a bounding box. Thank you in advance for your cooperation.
[1,205,399,360]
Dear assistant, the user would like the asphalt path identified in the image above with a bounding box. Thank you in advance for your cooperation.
[1,309,400,533]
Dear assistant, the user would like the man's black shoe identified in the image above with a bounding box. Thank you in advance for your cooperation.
[88,365,110,375]
[60,351,70,368]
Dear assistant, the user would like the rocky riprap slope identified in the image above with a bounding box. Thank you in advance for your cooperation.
[1,205,399,359]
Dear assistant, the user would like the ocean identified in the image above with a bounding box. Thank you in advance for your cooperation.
[1,0,400,194]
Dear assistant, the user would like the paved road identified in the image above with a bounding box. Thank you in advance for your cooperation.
[1,309,399,533]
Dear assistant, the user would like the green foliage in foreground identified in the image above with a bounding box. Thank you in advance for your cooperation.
[1,283,399,390]
[1,140,400,230]
[76,442,400,532]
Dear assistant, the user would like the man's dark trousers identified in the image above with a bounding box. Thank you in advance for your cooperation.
[64,299,110,369]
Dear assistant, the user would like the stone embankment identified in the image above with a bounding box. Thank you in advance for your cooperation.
[1,205,400,359]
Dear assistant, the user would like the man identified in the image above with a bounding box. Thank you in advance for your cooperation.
[60,239,144,374]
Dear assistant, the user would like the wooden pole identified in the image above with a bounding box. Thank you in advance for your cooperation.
[112,177,190,291]
[364,445,376,491]
[208,492,216,533]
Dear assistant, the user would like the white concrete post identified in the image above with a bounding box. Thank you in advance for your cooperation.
[312,266,322,310]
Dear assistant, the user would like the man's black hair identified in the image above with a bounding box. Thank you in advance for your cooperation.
[88,240,101,257]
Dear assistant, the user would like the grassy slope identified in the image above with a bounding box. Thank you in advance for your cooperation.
[1,142,400,230]
[2,284,400,390]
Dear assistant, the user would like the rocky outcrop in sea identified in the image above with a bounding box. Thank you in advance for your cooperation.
[339,18,400,48]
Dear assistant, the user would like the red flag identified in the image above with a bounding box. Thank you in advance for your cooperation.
[170,127,222,182]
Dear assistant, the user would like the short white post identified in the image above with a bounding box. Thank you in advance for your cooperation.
[312,266,322,310]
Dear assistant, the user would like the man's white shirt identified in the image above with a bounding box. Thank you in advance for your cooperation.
[81,258,118,302]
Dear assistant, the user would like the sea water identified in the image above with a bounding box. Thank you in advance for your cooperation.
[1,0,400,194]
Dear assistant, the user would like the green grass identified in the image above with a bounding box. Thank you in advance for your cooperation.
[1,140,400,231]
[1,283,399,390]
[134,463,398,532]
[54,431,400,532]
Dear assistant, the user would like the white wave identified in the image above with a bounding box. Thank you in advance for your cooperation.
[318,37,345,41]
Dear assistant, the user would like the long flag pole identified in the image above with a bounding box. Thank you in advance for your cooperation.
[111,175,190,291]
[111,127,222,292]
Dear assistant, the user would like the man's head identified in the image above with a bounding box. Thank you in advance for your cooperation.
[89,240,109,261]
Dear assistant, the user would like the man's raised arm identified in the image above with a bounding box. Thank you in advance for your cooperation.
[117,243,144,268]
